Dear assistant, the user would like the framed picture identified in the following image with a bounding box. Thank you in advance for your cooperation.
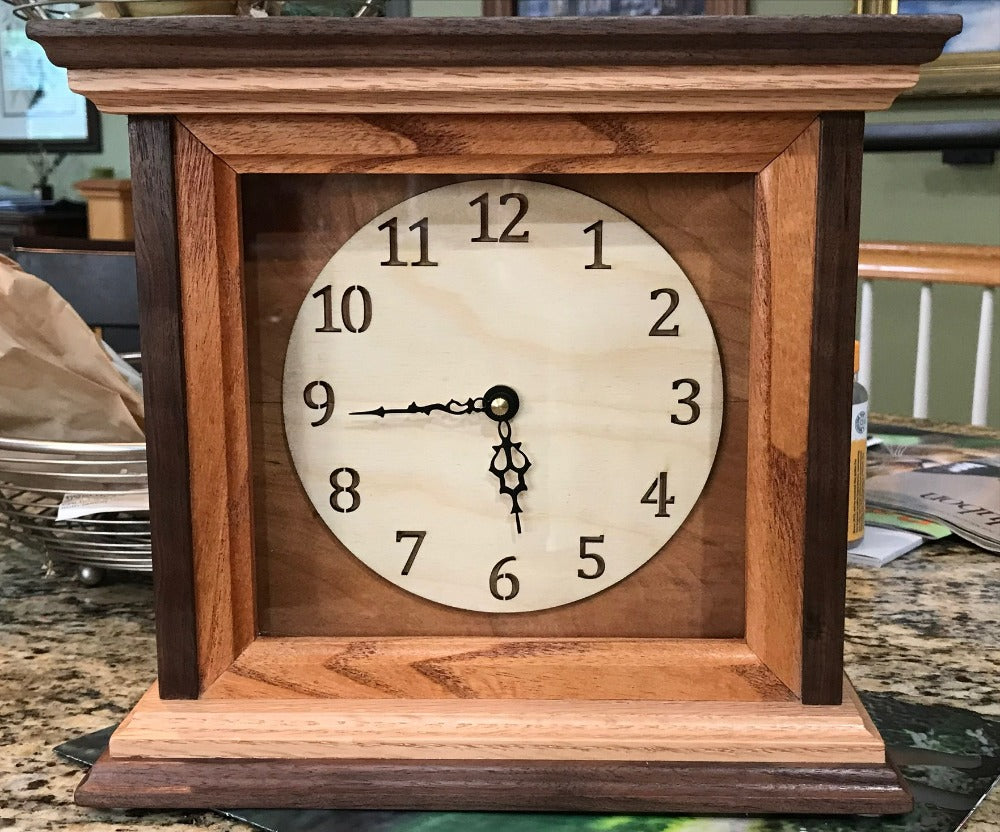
[0,4,101,152]
[483,0,747,16]
[855,0,1000,97]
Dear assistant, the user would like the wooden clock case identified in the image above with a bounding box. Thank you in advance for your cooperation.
[29,15,959,815]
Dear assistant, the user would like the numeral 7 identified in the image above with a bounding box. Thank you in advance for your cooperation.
[396,530,427,575]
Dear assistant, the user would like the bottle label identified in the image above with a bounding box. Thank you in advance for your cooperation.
[848,401,868,545]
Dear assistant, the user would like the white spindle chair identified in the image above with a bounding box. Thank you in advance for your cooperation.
[857,241,1000,426]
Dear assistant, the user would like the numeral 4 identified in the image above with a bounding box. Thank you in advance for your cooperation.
[641,472,675,518]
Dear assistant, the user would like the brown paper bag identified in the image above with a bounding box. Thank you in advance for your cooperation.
[0,255,144,443]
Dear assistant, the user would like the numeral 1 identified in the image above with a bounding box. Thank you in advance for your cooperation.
[377,216,438,267]
[583,220,611,270]
[641,472,675,517]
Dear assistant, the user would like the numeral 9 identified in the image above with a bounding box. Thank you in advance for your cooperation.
[303,380,334,427]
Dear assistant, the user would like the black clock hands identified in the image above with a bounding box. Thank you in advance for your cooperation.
[489,418,530,534]
[350,384,531,534]
[349,398,484,418]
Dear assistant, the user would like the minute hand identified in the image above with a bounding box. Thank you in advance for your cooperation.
[349,398,484,418]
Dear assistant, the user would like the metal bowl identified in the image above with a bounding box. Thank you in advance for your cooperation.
[0,434,150,583]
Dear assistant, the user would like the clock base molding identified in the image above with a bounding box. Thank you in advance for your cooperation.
[75,755,911,815]
[75,679,911,814]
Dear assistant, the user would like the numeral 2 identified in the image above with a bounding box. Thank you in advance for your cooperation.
[470,192,530,243]
[378,216,438,267]
[640,473,675,517]
[649,288,679,336]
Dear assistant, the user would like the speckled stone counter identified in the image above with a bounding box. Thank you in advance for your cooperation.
[1,535,998,831]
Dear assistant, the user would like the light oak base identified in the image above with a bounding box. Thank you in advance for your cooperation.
[75,678,911,814]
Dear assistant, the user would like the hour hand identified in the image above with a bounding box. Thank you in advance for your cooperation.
[489,418,531,534]
[350,397,484,418]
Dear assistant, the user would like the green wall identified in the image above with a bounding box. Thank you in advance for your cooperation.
[1,0,997,426]
[0,111,130,201]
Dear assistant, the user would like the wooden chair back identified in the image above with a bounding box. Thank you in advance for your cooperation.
[857,241,1000,426]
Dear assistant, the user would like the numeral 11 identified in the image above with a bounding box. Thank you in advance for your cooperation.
[378,216,438,267]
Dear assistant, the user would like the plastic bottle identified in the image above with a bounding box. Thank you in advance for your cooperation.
[848,341,868,547]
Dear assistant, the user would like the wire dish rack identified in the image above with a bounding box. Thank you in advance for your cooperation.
[0,435,149,584]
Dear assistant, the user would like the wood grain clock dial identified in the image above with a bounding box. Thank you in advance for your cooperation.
[282,179,723,612]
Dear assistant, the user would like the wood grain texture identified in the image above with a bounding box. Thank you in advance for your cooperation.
[801,113,865,705]
[75,750,911,813]
[174,124,255,694]
[128,116,198,700]
[201,638,793,702]
[27,15,960,70]
[108,679,885,763]
[745,120,821,698]
[243,172,750,640]
[180,112,817,175]
[859,241,1000,287]
[66,65,920,115]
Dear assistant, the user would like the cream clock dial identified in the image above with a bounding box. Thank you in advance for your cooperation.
[282,179,723,613]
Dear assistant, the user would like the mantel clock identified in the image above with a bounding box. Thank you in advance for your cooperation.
[30,14,959,814]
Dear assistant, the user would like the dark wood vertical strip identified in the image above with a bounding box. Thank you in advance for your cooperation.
[801,112,865,705]
[129,115,199,699]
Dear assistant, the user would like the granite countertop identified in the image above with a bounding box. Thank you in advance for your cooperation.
[1,536,998,831]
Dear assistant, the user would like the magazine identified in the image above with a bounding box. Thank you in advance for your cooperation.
[866,425,1000,554]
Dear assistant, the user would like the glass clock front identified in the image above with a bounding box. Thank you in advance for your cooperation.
[278,179,723,613]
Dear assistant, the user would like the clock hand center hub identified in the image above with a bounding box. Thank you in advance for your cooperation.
[483,384,519,422]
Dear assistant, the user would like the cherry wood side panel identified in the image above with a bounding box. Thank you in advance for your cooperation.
[201,638,793,702]
[174,125,256,693]
[745,120,821,698]
[244,173,751,640]
[181,112,817,175]
[75,751,912,814]
[801,112,865,705]
[128,116,198,700]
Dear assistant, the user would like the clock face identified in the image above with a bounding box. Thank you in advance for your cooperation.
[282,179,723,613]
